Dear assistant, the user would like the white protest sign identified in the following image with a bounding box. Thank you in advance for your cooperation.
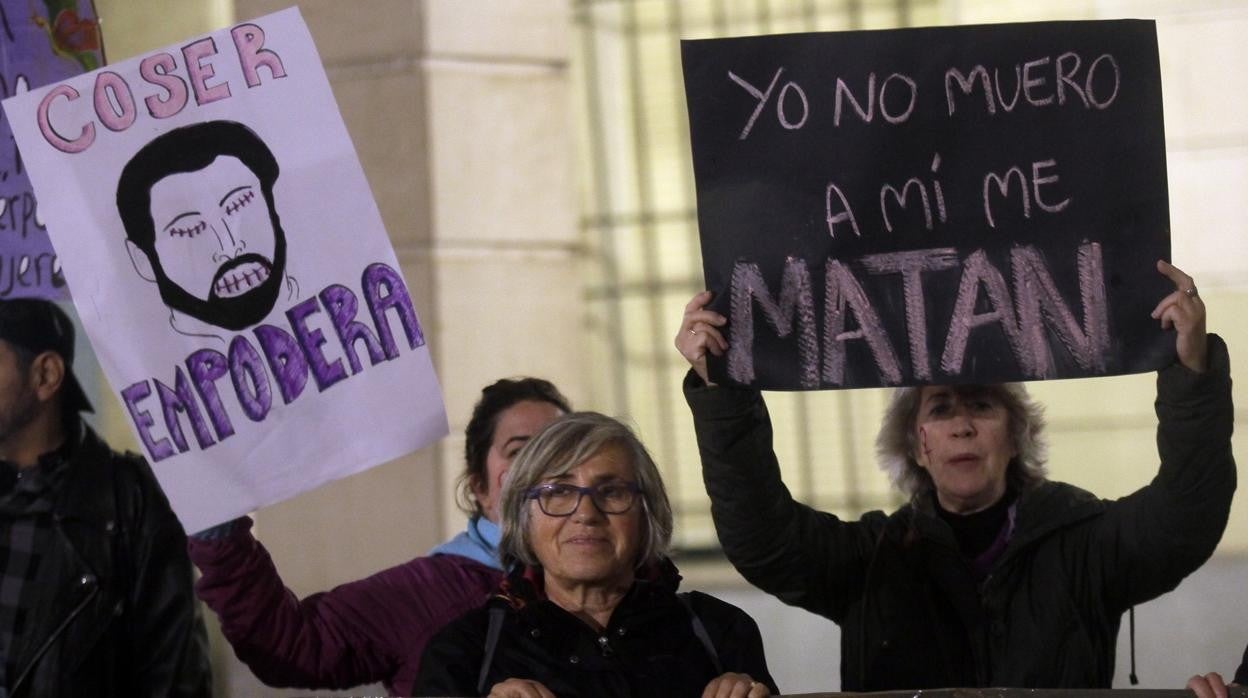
[2,7,448,533]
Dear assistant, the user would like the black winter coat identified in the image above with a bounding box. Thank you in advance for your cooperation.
[414,563,778,697]
[684,335,1236,691]
[7,424,211,697]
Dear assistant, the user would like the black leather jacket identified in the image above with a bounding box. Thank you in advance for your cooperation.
[415,561,778,697]
[7,423,211,697]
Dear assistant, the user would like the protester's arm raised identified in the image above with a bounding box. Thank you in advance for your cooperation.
[1091,261,1235,611]
[188,517,399,689]
[675,290,729,386]
[677,292,886,623]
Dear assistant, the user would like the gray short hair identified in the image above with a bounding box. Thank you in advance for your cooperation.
[498,412,673,569]
[875,383,1048,506]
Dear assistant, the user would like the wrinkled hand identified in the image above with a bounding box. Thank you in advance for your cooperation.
[1151,260,1208,373]
[1187,672,1230,698]
[487,678,557,698]
[675,291,728,385]
[702,672,770,698]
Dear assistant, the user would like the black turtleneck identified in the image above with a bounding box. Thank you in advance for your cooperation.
[936,491,1015,559]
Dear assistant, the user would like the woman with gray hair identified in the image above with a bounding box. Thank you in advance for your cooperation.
[414,412,777,698]
[673,259,1235,691]
[875,382,1048,509]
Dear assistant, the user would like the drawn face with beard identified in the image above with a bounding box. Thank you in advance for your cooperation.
[142,156,286,330]
[118,121,288,334]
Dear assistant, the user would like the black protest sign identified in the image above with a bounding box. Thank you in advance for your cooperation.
[682,20,1172,390]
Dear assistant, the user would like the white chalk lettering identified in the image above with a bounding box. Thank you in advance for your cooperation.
[982,166,1030,228]
[1022,57,1054,107]
[983,158,1071,227]
[822,259,903,386]
[727,258,819,388]
[1055,52,1088,107]
[834,72,917,126]
[723,243,1112,388]
[825,181,862,239]
[834,73,875,126]
[777,80,809,130]
[1031,159,1070,214]
[939,249,1037,377]
[728,68,784,140]
[946,52,1120,116]
[880,178,933,233]
[994,65,1023,111]
[1011,242,1108,375]
[858,248,959,381]
[1086,53,1120,109]
[945,65,995,116]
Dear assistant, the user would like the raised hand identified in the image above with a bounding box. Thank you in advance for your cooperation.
[1151,260,1208,373]
[675,290,728,385]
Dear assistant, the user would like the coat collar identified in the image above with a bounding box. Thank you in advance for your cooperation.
[891,480,1106,557]
[495,557,682,611]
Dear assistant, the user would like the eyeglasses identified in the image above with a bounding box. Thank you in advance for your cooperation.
[525,482,642,517]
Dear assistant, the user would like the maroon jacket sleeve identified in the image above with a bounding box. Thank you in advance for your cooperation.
[187,517,502,695]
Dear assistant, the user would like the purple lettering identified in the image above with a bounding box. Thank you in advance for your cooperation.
[254,324,310,404]
[154,367,216,453]
[321,284,386,374]
[185,348,235,440]
[121,381,176,462]
[362,263,424,359]
[228,335,272,421]
[287,298,348,392]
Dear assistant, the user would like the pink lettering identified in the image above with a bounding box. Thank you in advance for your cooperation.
[140,53,189,119]
[93,71,137,132]
[37,85,94,153]
[232,23,287,87]
[182,37,231,105]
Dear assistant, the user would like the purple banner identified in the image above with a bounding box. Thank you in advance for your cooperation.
[0,0,101,299]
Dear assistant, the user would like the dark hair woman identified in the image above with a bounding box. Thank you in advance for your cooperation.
[189,377,570,696]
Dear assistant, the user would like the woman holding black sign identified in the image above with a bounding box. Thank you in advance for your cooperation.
[674,260,1235,690]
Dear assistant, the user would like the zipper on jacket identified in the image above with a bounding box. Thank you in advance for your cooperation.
[597,635,615,657]
[10,575,99,695]
[975,573,997,686]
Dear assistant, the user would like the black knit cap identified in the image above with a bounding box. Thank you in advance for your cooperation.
[0,299,93,413]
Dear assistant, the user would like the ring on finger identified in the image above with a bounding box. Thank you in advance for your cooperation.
[1184,286,1199,298]
[689,328,698,336]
